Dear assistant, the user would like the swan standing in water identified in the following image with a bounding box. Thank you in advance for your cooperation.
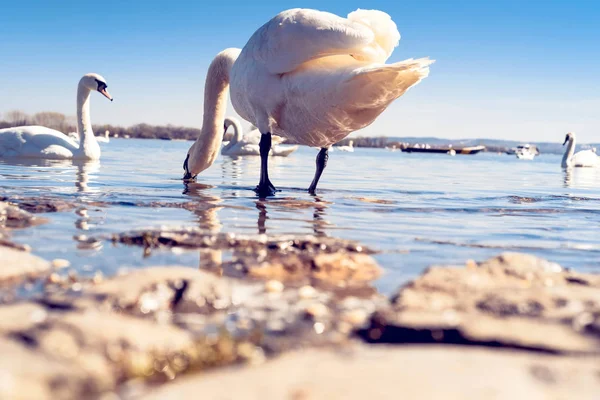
[0,73,113,160]
[562,132,599,168]
[183,8,433,195]
[222,117,298,157]
[336,140,354,152]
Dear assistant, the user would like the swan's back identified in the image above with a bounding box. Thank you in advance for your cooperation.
[0,126,78,159]
[572,150,600,167]
[231,8,432,148]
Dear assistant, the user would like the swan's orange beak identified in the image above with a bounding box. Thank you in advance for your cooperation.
[99,88,113,101]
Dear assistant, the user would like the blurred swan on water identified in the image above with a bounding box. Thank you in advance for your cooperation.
[0,74,113,160]
[562,132,599,168]
[183,8,433,196]
[221,117,298,157]
[336,140,354,152]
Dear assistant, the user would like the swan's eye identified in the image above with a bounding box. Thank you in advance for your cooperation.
[95,79,107,91]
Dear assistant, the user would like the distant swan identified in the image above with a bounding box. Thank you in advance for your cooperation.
[221,117,298,157]
[336,140,354,152]
[562,132,599,168]
[0,73,113,160]
[96,130,110,143]
[184,8,433,196]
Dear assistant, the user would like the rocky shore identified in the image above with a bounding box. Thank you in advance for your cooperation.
[0,200,599,399]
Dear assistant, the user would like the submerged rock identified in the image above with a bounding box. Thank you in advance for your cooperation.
[0,201,47,229]
[359,252,600,354]
[108,229,381,286]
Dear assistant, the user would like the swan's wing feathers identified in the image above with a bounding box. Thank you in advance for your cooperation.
[0,129,27,157]
[0,126,76,158]
[252,8,375,74]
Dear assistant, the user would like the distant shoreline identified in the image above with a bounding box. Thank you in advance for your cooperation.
[1,111,595,155]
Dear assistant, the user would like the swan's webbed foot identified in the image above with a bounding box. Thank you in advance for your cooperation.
[308,147,329,195]
[254,180,278,197]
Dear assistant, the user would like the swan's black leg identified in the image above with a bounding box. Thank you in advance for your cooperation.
[308,147,329,195]
[254,132,277,197]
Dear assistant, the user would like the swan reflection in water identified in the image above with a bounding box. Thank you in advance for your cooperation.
[183,180,225,273]
[185,160,333,272]
[0,158,103,249]
[563,167,600,189]
[0,158,101,195]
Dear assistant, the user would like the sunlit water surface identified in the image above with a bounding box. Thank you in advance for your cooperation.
[2,138,600,294]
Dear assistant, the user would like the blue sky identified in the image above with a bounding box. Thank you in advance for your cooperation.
[1,0,599,142]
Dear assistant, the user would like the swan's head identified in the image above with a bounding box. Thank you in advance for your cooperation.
[563,132,574,146]
[183,140,217,181]
[80,73,113,101]
[223,116,241,133]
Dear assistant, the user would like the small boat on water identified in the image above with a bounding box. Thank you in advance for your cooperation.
[515,144,537,160]
[402,145,485,155]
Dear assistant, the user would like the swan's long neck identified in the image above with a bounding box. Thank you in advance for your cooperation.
[76,83,100,158]
[562,137,575,168]
[230,118,243,145]
[187,49,240,175]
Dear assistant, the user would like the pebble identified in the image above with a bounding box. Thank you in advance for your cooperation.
[265,280,284,293]
[305,303,329,319]
[51,259,71,269]
[46,273,62,284]
[341,309,368,325]
[298,285,317,299]
[93,271,104,284]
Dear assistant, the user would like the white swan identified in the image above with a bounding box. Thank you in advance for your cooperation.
[96,130,110,143]
[0,73,113,160]
[221,117,298,157]
[336,140,354,152]
[184,8,433,195]
[562,132,599,168]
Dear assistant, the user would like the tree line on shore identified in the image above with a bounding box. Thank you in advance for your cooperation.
[0,110,391,147]
[0,110,201,140]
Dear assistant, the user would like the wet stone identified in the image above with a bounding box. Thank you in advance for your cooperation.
[141,344,600,400]
[0,201,47,229]
[15,199,76,213]
[0,264,386,399]
[106,229,380,286]
[358,252,600,354]
[0,246,52,285]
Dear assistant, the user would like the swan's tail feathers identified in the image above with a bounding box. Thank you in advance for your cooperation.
[346,57,434,109]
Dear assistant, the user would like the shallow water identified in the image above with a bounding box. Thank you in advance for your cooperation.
[2,138,600,294]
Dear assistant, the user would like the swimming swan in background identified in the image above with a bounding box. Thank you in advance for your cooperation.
[0,73,113,160]
[562,132,599,168]
[96,130,110,143]
[336,140,355,152]
[221,117,298,157]
[183,8,433,195]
